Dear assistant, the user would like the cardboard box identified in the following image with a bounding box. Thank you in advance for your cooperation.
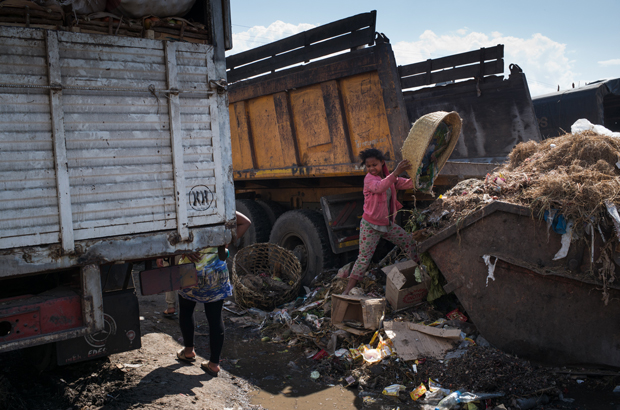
[384,321,461,361]
[331,295,386,335]
[383,260,430,311]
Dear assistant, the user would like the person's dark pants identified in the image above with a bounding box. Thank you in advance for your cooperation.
[178,295,225,364]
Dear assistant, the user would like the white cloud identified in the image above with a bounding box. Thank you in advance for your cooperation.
[392,30,576,96]
[598,58,620,67]
[228,21,315,56]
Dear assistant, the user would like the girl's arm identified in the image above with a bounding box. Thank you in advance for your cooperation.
[235,211,252,239]
[365,173,397,193]
[365,160,412,193]
[395,177,414,190]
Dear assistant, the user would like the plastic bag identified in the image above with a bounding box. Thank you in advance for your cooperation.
[571,118,620,138]
[382,384,406,396]
[410,383,427,401]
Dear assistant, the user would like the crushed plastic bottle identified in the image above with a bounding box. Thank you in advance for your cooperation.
[435,390,461,410]
[459,392,505,402]
[248,307,268,318]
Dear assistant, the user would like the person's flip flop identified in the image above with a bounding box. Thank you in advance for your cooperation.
[176,349,196,363]
[163,309,177,319]
[200,361,219,377]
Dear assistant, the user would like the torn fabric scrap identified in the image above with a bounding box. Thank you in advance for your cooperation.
[482,255,498,286]
[553,220,574,260]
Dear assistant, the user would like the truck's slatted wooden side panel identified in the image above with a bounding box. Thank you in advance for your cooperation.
[59,39,178,239]
[0,32,60,249]
[178,46,220,226]
[226,11,376,83]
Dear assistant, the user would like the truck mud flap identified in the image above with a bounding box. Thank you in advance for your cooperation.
[320,192,364,254]
[55,289,141,365]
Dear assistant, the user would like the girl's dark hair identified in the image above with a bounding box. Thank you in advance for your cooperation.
[359,148,386,166]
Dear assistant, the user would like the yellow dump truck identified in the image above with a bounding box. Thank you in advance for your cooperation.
[226,12,540,284]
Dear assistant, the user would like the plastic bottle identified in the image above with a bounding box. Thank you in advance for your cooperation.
[435,391,461,410]
[248,307,268,318]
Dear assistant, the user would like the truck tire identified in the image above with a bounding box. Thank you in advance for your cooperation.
[235,199,270,248]
[256,200,287,227]
[269,209,335,286]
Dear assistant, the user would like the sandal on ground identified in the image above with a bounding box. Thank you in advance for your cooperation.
[200,361,219,377]
[176,349,196,363]
[162,309,177,319]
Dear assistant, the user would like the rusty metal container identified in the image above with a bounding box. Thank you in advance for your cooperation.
[419,201,620,368]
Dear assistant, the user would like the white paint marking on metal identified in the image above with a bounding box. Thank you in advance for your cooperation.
[81,264,104,332]
[206,45,236,223]
[46,30,75,253]
[165,41,189,241]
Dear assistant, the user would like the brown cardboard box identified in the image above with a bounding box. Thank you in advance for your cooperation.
[384,321,461,360]
[382,260,430,311]
[331,295,386,335]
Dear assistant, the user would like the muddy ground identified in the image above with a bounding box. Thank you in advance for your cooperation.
[1,270,620,410]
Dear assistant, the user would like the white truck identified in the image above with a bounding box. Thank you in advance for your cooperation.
[0,0,235,366]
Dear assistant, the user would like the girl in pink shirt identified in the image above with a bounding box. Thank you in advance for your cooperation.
[342,148,417,295]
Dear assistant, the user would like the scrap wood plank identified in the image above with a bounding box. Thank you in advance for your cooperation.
[384,321,459,361]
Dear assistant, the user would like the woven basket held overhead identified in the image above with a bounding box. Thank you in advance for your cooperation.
[232,243,302,311]
[401,111,462,193]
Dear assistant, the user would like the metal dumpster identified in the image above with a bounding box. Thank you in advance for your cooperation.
[418,201,620,368]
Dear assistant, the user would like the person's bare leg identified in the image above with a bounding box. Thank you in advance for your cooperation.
[164,291,176,315]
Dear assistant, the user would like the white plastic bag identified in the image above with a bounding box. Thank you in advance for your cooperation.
[571,118,620,138]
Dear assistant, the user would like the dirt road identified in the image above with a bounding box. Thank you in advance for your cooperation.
[0,278,360,410]
[2,272,619,410]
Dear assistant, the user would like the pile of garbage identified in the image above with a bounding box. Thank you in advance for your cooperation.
[223,264,596,409]
[422,129,620,231]
[409,124,620,302]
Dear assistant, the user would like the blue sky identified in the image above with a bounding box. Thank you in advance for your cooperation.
[227,0,619,96]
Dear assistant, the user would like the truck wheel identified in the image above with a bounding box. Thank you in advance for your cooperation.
[24,343,57,371]
[256,200,287,227]
[235,199,270,248]
[269,209,335,286]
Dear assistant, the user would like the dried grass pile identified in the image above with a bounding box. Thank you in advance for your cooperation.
[412,131,620,302]
[422,131,620,227]
[504,132,620,221]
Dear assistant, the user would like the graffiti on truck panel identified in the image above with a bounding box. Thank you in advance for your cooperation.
[188,185,214,211]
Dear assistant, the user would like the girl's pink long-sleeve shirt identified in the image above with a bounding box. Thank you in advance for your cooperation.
[362,162,413,226]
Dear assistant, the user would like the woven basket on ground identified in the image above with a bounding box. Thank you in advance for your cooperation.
[232,243,302,311]
[401,111,462,192]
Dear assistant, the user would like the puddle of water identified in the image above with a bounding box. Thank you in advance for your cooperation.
[218,320,365,409]
[250,385,358,410]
